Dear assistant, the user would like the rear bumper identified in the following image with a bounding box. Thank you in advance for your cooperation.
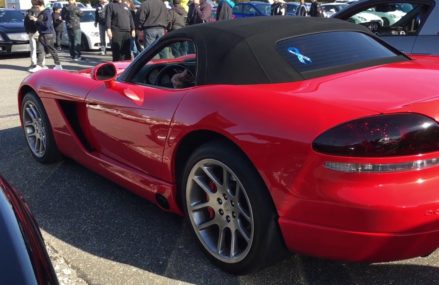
[279,218,439,262]
[276,154,439,262]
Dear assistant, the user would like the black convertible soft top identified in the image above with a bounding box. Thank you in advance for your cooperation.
[136,17,408,85]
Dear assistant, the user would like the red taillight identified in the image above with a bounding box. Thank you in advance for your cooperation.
[312,113,439,157]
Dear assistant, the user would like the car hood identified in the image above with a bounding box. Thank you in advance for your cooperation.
[288,55,439,116]
[0,22,25,33]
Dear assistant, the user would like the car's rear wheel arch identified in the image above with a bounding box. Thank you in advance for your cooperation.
[174,130,278,216]
[175,131,287,273]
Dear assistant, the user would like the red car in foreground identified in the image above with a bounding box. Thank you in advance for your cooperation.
[18,16,439,274]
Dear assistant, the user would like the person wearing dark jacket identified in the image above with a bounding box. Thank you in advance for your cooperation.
[62,0,83,60]
[271,0,286,15]
[309,0,322,17]
[296,0,307,16]
[25,2,45,68]
[216,0,233,21]
[168,0,187,57]
[29,0,62,72]
[137,0,168,55]
[187,0,212,25]
[52,7,64,50]
[124,0,142,57]
[106,0,135,61]
[95,0,108,55]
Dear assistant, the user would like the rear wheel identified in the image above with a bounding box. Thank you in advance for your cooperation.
[182,141,286,274]
[21,92,62,164]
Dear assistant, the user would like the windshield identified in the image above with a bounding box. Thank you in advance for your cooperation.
[0,10,24,23]
[80,10,95,22]
[254,3,271,15]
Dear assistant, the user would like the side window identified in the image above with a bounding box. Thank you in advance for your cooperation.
[347,2,430,36]
[131,40,197,89]
[233,5,241,13]
[243,5,257,15]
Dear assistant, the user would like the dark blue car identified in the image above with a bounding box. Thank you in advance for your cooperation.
[0,9,29,54]
[232,1,272,18]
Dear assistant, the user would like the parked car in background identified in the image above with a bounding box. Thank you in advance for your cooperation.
[61,8,110,51]
[286,2,299,16]
[349,10,384,26]
[0,175,58,285]
[321,2,348,17]
[334,0,439,55]
[48,0,86,9]
[233,1,271,18]
[0,9,29,54]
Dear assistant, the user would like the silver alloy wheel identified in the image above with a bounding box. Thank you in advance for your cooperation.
[186,158,254,264]
[22,101,47,158]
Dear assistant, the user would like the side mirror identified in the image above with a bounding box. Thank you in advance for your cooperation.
[91,62,117,81]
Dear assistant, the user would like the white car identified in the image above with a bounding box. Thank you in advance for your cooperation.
[61,8,110,51]
[366,6,405,26]
[349,10,384,26]
[321,3,348,17]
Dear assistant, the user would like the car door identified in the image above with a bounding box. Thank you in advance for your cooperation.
[85,40,197,178]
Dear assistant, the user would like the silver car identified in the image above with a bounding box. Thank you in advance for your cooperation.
[333,0,439,55]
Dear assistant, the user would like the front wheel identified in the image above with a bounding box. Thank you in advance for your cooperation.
[21,92,62,164]
[182,141,286,274]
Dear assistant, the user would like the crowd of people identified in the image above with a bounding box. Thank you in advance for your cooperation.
[23,0,322,72]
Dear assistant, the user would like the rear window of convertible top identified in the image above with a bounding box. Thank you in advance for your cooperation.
[276,31,402,77]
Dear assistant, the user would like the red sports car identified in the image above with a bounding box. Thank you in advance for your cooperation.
[18,16,439,274]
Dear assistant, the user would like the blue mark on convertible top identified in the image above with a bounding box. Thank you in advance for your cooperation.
[288,47,312,64]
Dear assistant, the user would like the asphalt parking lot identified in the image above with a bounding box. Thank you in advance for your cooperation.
[1,51,439,285]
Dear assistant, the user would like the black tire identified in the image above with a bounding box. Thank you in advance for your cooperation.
[21,92,62,164]
[181,141,287,274]
[81,33,89,51]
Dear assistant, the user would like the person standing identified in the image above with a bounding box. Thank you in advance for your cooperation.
[95,0,108,55]
[137,0,168,53]
[62,0,83,61]
[29,0,62,72]
[52,6,64,50]
[24,1,45,69]
[187,0,212,25]
[123,0,142,57]
[271,0,286,16]
[168,0,187,57]
[296,0,307,16]
[216,0,234,21]
[106,0,135,61]
[309,0,323,17]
